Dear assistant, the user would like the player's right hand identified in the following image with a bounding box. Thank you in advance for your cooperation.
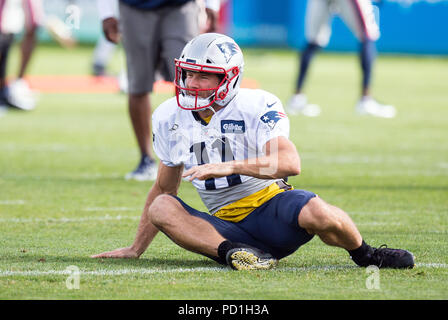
[91,246,139,259]
[102,17,121,44]
[202,8,219,33]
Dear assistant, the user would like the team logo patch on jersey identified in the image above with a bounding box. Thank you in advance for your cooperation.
[260,111,287,130]
[221,120,245,134]
[216,42,239,63]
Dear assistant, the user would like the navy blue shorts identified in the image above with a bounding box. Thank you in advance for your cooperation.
[172,189,316,259]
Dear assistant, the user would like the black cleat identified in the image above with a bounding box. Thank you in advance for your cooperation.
[356,244,415,269]
[226,247,278,270]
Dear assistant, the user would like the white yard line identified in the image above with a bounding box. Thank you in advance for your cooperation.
[0,215,139,223]
[0,143,69,152]
[82,207,139,212]
[0,215,423,228]
[0,263,445,277]
[0,267,227,277]
[0,200,25,205]
[355,222,403,226]
[437,162,448,169]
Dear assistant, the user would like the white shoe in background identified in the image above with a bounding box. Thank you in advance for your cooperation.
[125,156,158,181]
[287,93,321,117]
[7,79,37,111]
[356,97,396,118]
[118,70,128,94]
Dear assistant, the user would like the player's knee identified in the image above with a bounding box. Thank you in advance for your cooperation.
[147,194,178,227]
[299,197,340,232]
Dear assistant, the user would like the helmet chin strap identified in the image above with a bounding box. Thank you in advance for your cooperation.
[203,92,216,110]
[205,102,218,115]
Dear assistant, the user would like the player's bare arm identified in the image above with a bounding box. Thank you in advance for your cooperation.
[183,136,300,181]
[203,8,219,33]
[91,163,183,258]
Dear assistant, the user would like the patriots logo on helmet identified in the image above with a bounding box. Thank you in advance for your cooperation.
[260,111,287,130]
[217,42,239,63]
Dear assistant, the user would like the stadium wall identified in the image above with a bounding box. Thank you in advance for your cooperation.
[229,0,448,55]
[36,0,448,55]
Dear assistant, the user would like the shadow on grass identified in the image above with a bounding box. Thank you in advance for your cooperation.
[3,253,221,270]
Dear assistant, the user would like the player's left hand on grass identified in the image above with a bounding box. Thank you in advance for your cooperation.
[91,246,139,259]
[183,163,234,181]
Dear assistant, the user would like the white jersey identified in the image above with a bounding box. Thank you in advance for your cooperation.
[152,88,290,213]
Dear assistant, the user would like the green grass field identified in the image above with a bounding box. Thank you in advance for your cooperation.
[0,44,447,300]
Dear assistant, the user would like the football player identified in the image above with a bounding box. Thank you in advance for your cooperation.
[288,0,396,118]
[92,33,414,270]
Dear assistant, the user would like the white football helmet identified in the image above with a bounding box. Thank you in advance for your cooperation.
[174,33,244,111]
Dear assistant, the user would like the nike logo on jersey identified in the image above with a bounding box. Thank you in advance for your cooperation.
[267,101,277,108]
[260,111,287,130]
[221,120,245,134]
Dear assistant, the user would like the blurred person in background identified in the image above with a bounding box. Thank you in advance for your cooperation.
[92,0,118,78]
[288,0,396,118]
[0,0,43,111]
[91,0,129,92]
[97,0,220,181]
